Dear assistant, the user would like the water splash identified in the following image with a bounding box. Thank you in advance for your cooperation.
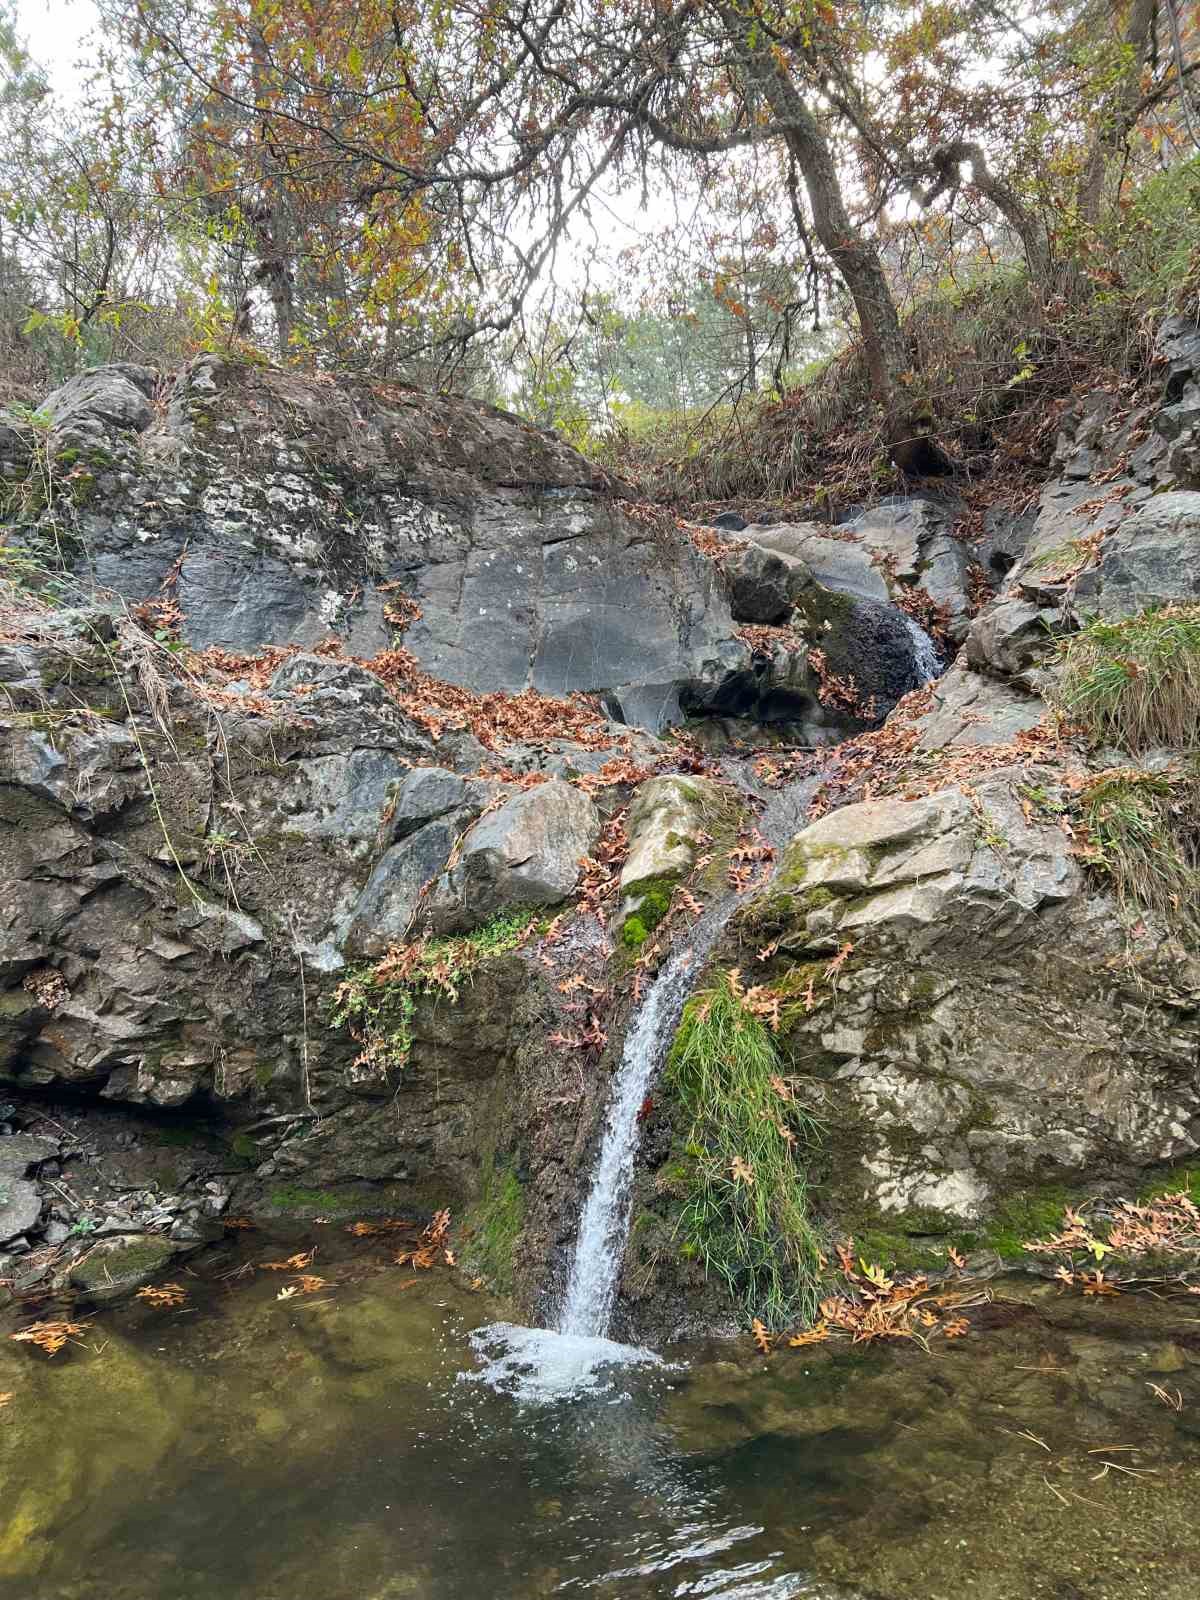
[465,1321,664,1404]
[901,612,944,685]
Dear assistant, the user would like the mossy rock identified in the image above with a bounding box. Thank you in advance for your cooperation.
[68,1236,181,1304]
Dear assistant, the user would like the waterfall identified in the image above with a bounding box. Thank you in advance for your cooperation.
[557,916,730,1338]
[556,785,812,1342]
[901,613,944,685]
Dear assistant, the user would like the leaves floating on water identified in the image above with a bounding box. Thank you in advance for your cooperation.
[751,1318,773,1355]
[394,1209,455,1271]
[135,1282,188,1309]
[9,1318,91,1357]
[261,1249,316,1271]
[292,1275,329,1295]
[0,1391,13,1408]
[222,1217,257,1231]
[1081,1270,1121,1297]
[276,1285,300,1301]
[345,1219,416,1237]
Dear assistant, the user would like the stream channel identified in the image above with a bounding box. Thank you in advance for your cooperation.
[2,1221,1198,1599]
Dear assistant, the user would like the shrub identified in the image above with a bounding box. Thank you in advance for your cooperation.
[1055,605,1200,753]
[1077,767,1200,941]
[665,969,823,1328]
[329,907,546,1075]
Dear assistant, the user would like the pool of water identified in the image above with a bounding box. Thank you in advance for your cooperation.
[2,1228,1198,1599]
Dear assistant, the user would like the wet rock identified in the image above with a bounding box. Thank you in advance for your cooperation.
[722,543,810,623]
[744,498,974,642]
[67,1233,182,1304]
[617,776,732,937]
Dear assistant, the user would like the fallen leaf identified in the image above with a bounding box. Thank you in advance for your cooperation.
[8,1319,91,1356]
[276,1285,300,1301]
[751,1318,773,1355]
[135,1282,187,1309]
[788,1322,829,1347]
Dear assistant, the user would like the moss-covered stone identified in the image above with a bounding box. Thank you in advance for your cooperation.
[69,1236,180,1302]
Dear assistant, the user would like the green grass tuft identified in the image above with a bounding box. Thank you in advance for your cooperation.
[665,970,823,1329]
[1055,605,1200,753]
[1076,768,1200,941]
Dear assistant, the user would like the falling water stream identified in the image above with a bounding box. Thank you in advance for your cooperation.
[556,611,944,1346]
[474,614,944,1397]
[557,907,731,1339]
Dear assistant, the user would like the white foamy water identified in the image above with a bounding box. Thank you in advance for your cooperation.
[556,918,728,1340]
[466,1321,663,1404]
[902,613,944,684]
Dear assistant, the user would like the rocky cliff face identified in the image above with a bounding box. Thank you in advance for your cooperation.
[4,324,1200,1330]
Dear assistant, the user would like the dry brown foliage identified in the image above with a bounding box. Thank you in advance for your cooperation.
[134,1282,188,1309]
[9,1318,92,1357]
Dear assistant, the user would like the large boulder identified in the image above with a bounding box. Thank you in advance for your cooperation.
[728,780,1200,1229]
[6,359,743,733]
[1090,491,1200,619]
[742,497,975,641]
[426,779,601,932]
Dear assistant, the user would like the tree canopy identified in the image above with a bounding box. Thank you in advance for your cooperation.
[0,0,1198,436]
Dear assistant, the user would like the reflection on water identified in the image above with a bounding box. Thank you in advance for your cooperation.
[1,1229,1198,1600]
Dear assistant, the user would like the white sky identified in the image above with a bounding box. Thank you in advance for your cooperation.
[15,0,98,98]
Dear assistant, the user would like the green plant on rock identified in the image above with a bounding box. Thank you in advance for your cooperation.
[665,969,823,1329]
[463,1156,526,1295]
[329,907,547,1075]
[1055,605,1200,752]
[1077,767,1200,941]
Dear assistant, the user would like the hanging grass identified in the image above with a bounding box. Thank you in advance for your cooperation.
[1077,767,1200,943]
[1055,605,1200,753]
[665,970,823,1329]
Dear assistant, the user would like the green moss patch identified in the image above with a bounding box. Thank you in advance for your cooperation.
[462,1157,525,1296]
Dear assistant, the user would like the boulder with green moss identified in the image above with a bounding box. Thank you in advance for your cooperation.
[616,775,730,940]
[720,777,1200,1246]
